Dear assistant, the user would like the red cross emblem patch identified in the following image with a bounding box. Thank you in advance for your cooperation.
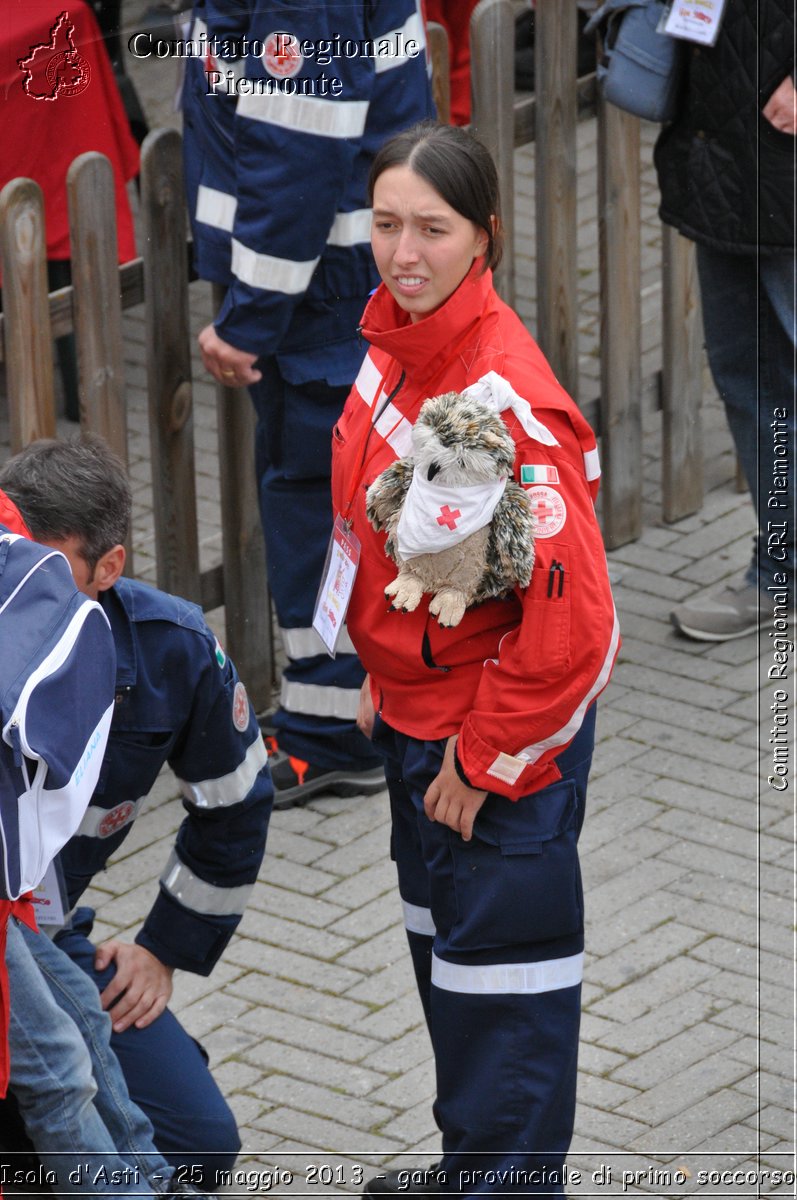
[527,485,567,539]
[232,681,250,732]
[437,505,462,531]
[262,31,303,78]
[98,802,135,839]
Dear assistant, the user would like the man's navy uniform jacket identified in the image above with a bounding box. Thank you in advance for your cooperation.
[58,577,272,975]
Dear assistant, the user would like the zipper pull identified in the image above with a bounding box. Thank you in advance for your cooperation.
[8,720,23,768]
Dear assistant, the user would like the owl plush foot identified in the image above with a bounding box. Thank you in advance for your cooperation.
[385,572,424,612]
[428,588,467,627]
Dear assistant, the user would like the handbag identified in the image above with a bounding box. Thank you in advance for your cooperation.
[583,0,686,123]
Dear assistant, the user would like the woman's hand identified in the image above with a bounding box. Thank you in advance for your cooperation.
[424,736,488,842]
[763,74,797,135]
[356,675,376,738]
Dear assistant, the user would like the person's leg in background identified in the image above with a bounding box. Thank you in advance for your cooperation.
[250,358,384,807]
[54,911,239,1190]
[670,245,796,638]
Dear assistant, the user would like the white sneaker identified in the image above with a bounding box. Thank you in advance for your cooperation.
[670,581,762,642]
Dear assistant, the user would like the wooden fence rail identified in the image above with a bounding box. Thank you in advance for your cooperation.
[0,4,706,705]
[470,0,704,547]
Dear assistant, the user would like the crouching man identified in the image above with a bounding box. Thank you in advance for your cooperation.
[0,435,273,1187]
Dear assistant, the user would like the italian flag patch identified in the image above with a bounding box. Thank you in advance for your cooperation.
[521,464,559,485]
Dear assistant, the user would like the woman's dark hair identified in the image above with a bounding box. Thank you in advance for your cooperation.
[368,121,504,272]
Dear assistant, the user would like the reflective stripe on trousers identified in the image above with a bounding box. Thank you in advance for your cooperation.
[375,707,596,1196]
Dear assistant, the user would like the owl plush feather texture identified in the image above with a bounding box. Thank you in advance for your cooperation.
[365,391,535,627]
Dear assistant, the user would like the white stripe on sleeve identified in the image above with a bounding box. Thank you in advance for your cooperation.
[231,238,319,294]
[237,91,369,138]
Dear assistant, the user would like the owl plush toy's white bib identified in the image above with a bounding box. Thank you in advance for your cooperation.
[395,475,508,560]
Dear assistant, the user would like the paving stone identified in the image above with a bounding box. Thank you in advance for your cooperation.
[690,938,787,988]
[247,881,350,929]
[586,921,707,992]
[242,1039,389,1098]
[627,1090,759,1152]
[590,989,730,1057]
[254,1075,396,1132]
[589,956,718,1023]
[369,1061,436,1110]
[229,973,374,1028]
[343,958,423,1011]
[641,753,759,802]
[328,892,405,941]
[612,1022,743,1093]
[258,856,345,896]
[354,991,428,1042]
[251,1107,405,1154]
[610,661,740,710]
[237,908,356,959]
[225,939,366,993]
[581,827,677,891]
[236,1005,384,1063]
[321,858,399,909]
[616,1050,753,1125]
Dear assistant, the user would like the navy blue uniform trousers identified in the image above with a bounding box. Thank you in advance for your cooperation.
[250,358,382,772]
[373,706,596,1196]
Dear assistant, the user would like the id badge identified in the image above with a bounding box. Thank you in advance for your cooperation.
[312,515,361,657]
[31,858,70,931]
[661,0,727,46]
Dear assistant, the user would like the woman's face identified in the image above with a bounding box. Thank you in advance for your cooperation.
[371,165,489,322]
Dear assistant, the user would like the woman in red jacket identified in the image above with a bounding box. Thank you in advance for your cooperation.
[330,123,618,1197]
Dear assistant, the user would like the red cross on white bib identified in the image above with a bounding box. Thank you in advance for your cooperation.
[437,505,462,530]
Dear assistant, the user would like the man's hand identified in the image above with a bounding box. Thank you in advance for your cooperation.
[198,324,262,386]
[763,74,797,135]
[356,675,376,739]
[95,940,175,1033]
[424,736,488,842]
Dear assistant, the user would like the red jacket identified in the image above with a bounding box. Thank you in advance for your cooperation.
[331,266,619,800]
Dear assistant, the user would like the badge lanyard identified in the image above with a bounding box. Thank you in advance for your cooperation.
[660,0,728,47]
[313,365,408,657]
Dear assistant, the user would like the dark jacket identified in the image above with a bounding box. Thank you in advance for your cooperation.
[654,0,795,254]
[57,578,273,975]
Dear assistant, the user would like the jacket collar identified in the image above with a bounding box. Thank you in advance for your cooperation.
[360,262,495,387]
[100,581,137,689]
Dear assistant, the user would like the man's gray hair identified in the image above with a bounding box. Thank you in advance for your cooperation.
[0,434,131,569]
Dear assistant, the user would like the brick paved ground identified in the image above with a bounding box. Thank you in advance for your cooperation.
[0,11,793,1197]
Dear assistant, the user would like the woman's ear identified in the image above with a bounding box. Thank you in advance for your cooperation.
[94,544,126,592]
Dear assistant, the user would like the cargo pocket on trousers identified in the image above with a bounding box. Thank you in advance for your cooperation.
[448,777,582,952]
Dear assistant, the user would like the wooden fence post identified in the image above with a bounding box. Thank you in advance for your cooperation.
[0,179,57,451]
[661,225,704,521]
[597,98,642,548]
[212,284,273,711]
[470,0,515,306]
[140,128,201,603]
[67,153,128,465]
[534,0,579,401]
[427,21,451,126]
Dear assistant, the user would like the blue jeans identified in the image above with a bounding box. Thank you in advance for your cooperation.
[696,245,796,591]
[6,920,172,1197]
[56,910,239,1187]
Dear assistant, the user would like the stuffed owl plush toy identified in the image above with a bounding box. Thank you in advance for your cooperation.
[366,390,535,628]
